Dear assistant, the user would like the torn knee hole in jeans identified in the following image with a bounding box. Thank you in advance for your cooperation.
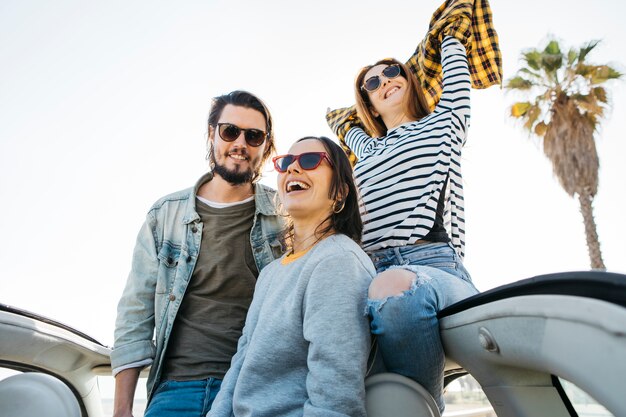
[367,267,430,312]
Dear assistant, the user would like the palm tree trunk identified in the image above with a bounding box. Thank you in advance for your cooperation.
[578,190,606,270]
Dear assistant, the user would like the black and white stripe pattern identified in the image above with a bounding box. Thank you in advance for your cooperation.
[347,36,470,258]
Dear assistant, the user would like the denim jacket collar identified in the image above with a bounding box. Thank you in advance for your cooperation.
[183,172,278,224]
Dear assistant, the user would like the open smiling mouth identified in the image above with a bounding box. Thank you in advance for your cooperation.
[384,86,400,99]
[286,181,311,193]
[229,153,248,161]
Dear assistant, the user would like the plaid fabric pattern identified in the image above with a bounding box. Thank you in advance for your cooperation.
[326,0,502,164]
[326,105,360,165]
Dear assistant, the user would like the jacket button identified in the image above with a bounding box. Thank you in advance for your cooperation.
[169,294,176,301]
[191,226,198,233]
[187,256,192,262]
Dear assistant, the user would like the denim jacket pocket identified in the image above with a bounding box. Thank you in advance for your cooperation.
[269,236,284,260]
[252,232,285,270]
[156,241,181,294]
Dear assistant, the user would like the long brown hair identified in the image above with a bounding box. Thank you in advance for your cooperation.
[354,58,430,137]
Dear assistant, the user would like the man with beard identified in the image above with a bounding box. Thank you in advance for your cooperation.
[111,90,285,417]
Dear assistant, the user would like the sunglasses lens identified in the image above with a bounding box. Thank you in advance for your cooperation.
[363,76,380,92]
[299,153,323,169]
[244,129,266,147]
[275,155,296,172]
[218,124,266,146]
[274,153,327,172]
[219,124,241,142]
[363,65,402,92]
[383,65,401,79]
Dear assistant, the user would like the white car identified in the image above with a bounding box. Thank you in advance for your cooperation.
[1,271,625,417]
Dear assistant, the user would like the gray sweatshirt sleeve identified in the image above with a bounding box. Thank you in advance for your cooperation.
[301,252,373,417]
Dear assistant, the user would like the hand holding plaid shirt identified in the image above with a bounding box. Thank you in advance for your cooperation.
[326,0,502,165]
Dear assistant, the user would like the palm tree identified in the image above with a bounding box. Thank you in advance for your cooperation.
[505,38,621,270]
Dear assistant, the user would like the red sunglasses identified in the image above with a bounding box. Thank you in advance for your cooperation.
[272,152,333,173]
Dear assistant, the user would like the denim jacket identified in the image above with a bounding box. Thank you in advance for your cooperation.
[111,172,285,401]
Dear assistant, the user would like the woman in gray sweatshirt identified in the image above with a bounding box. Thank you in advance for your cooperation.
[207,136,376,417]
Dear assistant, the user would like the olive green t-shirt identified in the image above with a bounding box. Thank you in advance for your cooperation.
[162,197,258,380]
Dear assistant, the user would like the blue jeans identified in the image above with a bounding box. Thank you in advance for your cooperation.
[367,242,478,413]
[144,378,222,417]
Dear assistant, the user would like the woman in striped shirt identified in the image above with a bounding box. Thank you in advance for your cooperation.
[347,35,479,412]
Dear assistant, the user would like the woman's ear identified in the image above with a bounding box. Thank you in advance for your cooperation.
[369,106,380,118]
[332,184,350,214]
[339,184,349,202]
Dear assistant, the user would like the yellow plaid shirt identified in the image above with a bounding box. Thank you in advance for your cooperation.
[326,0,502,164]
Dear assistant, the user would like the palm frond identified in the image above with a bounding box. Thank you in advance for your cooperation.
[506,76,534,90]
[578,40,601,63]
[541,51,563,74]
[519,67,543,79]
[524,105,541,131]
[567,49,578,66]
[572,93,605,120]
[506,36,620,147]
[575,63,595,78]
[544,40,562,55]
[534,121,548,136]
[510,101,531,118]
[590,65,623,84]
[523,50,542,71]
[607,67,623,79]
[592,86,608,104]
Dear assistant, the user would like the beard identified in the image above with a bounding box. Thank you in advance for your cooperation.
[211,149,256,186]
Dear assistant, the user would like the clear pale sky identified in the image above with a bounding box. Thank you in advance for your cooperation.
[1,0,625,346]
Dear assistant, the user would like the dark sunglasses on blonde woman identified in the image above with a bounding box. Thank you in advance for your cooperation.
[272,152,333,173]
[362,64,402,92]
[215,122,267,147]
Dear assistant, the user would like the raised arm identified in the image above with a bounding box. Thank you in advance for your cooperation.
[326,105,364,165]
[406,0,473,111]
[327,0,471,155]
[435,36,471,139]
[302,253,373,417]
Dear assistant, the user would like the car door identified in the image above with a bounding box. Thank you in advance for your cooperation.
[439,271,626,417]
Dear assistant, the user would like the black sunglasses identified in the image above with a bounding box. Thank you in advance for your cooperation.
[215,123,267,147]
[361,64,403,92]
[272,152,333,173]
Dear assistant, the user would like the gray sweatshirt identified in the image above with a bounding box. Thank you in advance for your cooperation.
[207,234,376,417]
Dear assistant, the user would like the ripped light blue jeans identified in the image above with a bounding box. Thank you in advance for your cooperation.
[367,242,479,413]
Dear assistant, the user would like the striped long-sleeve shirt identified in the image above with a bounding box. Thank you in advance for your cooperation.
[346,36,470,257]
